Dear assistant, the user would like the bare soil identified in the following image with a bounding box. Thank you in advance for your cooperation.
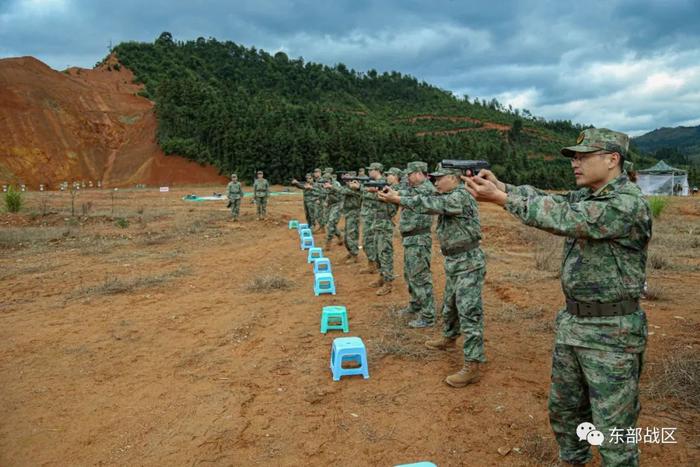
[1,188,698,466]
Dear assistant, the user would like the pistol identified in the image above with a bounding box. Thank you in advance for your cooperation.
[441,159,490,176]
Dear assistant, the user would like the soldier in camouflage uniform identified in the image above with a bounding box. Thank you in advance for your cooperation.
[226,173,244,221]
[379,164,486,387]
[253,170,270,220]
[323,173,344,250]
[291,173,316,227]
[317,167,333,227]
[465,128,651,467]
[311,168,325,232]
[354,162,384,275]
[398,161,437,328]
[368,167,400,295]
[338,171,361,263]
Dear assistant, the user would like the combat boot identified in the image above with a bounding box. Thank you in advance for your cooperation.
[445,363,481,388]
[360,261,378,274]
[369,277,384,288]
[376,281,392,296]
[425,336,456,351]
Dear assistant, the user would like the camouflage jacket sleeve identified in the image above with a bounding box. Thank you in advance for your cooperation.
[504,182,640,239]
[400,189,463,216]
[505,184,569,202]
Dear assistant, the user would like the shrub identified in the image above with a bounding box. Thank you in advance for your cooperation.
[4,185,22,213]
[115,217,129,228]
[648,196,668,218]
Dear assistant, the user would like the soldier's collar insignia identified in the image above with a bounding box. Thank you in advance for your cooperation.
[576,132,585,144]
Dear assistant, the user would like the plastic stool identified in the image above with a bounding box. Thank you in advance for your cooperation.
[297,223,309,232]
[321,306,349,334]
[330,337,369,381]
[301,236,315,250]
[314,272,336,296]
[307,247,323,263]
[299,228,313,239]
[288,220,299,229]
[313,257,332,274]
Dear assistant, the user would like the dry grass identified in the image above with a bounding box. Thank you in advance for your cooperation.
[0,226,77,248]
[521,429,559,466]
[644,348,700,410]
[245,274,295,292]
[368,306,438,360]
[518,227,563,274]
[71,266,192,298]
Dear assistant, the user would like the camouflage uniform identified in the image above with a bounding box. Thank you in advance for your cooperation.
[339,172,362,257]
[399,162,437,323]
[318,168,333,227]
[504,128,651,467]
[373,168,400,283]
[361,163,384,265]
[324,175,344,244]
[311,172,325,230]
[253,175,270,219]
[301,174,315,226]
[226,176,244,220]
[401,171,486,363]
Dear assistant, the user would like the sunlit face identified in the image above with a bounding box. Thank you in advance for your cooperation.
[434,174,459,193]
[387,174,399,185]
[408,171,426,187]
[257,172,263,179]
[570,150,620,189]
[369,169,381,179]
[231,175,237,181]
[314,170,321,179]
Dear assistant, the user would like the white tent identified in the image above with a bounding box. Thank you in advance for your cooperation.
[636,160,689,196]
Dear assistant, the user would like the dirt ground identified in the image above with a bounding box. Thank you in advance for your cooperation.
[1,187,698,466]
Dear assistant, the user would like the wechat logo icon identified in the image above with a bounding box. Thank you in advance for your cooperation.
[577,422,605,446]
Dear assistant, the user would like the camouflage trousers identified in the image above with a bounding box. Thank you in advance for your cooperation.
[303,198,315,226]
[255,196,268,218]
[343,209,360,256]
[325,203,343,242]
[374,219,394,282]
[319,199,329,226]
[362,214,377,262]
[549,343,642,466]
[229,198,241,219]
[442,266,485,362]
[403,238,435,322]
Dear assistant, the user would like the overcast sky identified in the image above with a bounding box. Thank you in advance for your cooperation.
[2,0,699,135]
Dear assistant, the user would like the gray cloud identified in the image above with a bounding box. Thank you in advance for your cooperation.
[1,0,699,134]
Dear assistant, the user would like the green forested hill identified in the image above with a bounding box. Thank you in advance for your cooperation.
[633,126,700,162]
[107,32,645,187]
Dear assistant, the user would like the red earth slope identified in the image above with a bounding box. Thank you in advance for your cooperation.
[0,56,226,188]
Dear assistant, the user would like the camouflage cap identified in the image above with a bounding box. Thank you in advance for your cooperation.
[367,162,384,172]
[384,167,403,177]
[324,167,334,174]
[429,163,461,177]
[313,167,322,173]
[305,173,312,178]
[405,161,428,174]
[256,170,263,175]
[346,170,357,177]
[561,128,629,158]
[231,173,238,178]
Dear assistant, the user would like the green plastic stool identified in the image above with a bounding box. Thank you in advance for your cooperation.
[288,220,299,229]
[321,306,349,334]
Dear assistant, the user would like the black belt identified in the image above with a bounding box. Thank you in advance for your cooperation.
[401,227,431,238]
[565,299,639,317]
[440,241,479,257]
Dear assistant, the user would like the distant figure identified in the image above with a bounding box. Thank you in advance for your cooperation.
[253,170,270,220]
[673,183,682,196]
[226,173,244,221]
[692,186,698,195]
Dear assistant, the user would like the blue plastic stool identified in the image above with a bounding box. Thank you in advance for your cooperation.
[301,236,315,250]
[321,306,349,334]
[313,257,332,274]
[394,463,436,467]
[307,247,323,263]
[299,228,313,239]
[297,223,309,232]
[288,220,299,229]
[314,272,336,296]
[330,337,369,381]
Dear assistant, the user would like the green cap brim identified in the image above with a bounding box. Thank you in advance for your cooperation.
[560,145,603,157]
